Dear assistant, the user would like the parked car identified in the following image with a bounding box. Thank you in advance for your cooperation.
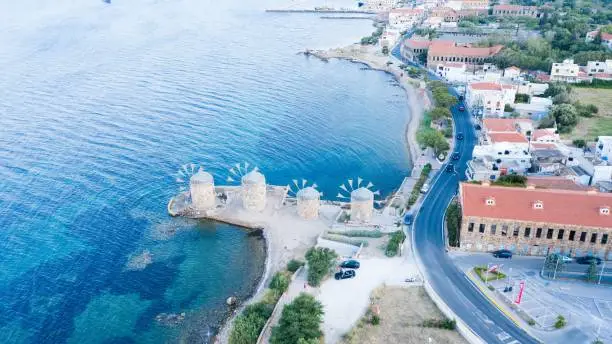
[456,132,464,140]
[474,124,481,130]
[560,255,573,263]
[335,269,356,280]
[445,164,454,173]
[452,152,460,160]
[492,249,512,259]
[458,105,465,112]
[576,256,602,265]
[420,183,430,193]
[458,95,464,101]
[340,260,360,269]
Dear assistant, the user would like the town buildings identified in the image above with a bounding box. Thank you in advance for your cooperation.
[550,59,580,83]
[465,81,517,117]
[596,136,612,161]
[388,8,425,30]
[458,182,612,259]
[426,41,503,67]
[435,62,467,83]
[364,0,399,10]
[492,4,539,17]
[585,30,612,50]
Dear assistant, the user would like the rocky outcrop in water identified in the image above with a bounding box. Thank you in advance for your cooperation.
[125,250,153,271]
[155,312,186,327]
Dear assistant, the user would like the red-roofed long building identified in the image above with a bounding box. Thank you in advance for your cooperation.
[492,5,540,17]
[426,41,503,67]
[458,182,612,258]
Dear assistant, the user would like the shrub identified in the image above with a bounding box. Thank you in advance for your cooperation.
[445,202,461,247]
[287,259,304,273]
[321,234,369,247]
[229,302,274,344]
[528,319,536,326]
[422,318,456,330]
[554,315,566,329]
[492,175,527,187]
[371,314,381,325]
[305,247,337,287]
[474,266,507,282]
[269,271,290,294]
[271,293,324,344]
[406,164,432,208]
[385,231,406,257]
[572,139,586,148]
[504,104,515,112]
[488,285,495,291]
[327,229,383,238]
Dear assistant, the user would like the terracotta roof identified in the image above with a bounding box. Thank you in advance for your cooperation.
[470,82,502,91]
[428,41,503,58]
[531,142,557,150]
[460,183,612,228]
[493,4,537,11]
[603,32,612,41]
[404,39,432,49]
[489,132,529,143]
[506,66,521,71]
[532,128,556,140]
[594,73,612,79]
[526,177,587,191]
[483,118,532,133]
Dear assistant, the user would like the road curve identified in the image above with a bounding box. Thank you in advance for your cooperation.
[412,96,540,344]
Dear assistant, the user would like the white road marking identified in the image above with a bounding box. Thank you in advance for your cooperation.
[497,332,511,341]
[507,340,521,344]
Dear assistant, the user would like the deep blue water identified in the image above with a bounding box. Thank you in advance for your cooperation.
[0,0,411,343]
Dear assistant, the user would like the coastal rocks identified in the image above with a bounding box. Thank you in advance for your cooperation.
[125,250,153,271]
[155,312,186,327]
[226,296,237,306]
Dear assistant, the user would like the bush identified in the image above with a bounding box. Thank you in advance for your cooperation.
[474,266,507,282]
[321,234,369,247]
[406,163,432,208]
[492,175,527,187]
[528,319,536,326]
[305,247,337,286]
[287,259,304,273]
[269,271,290,294]
[371,314,381,325]
[422,318,456,330]
[572,139,587,148]
[445,202,461,247]
[385,230,406,257]
[554,315,566,329]
[504,104,515,112]
[271,293,324,344]
[488,285,495,291]
[515,93,530,103]
[229,302,274,344]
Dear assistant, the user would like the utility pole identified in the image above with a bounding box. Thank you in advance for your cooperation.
[598,260,606,285]
[553,255,560,280]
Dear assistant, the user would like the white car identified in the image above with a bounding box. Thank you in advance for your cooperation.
[561,255,573,263]
[420,183,430,193]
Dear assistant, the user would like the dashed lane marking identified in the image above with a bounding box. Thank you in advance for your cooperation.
[497,332,511,341]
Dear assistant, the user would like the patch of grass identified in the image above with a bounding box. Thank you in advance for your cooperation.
[474,266,507,282]
[327,229,383,238]
[565,88,612,140]
[385,231,406,257]
[321,234,369,247]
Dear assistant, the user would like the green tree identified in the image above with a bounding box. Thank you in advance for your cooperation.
[269,271,290,294]
[433,90,457,108]
[543,253,566,278]
[305,247,337,286]
[382,46,389,55]
[271,293,324,344]
[493,175,527,187]
[572,139,586,148]
[550,104,578,133]
[586,261,598,282]
[429,107,452,121]
[229,303,274,344]
[445,202,461,247]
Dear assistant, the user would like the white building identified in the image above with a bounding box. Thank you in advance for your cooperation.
[388,8,425,30]
[380,29,400,49]
[365,0,399,10]
[296,187,320,220]
[435,62,467,83]
[586,60,612,75]
[350,187,374,223]
[550,59,579,83]
[190,171,216,212]
[592,163,612,186]
[503,66,521,79]
[466,82,517,117]
[585,30,612,50]
[241,170,267,212]
[596,136,612,161]
[531,128,559,143]
[517,81,549,96]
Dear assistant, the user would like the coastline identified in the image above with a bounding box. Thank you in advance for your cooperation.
[214,44,429,344]
[305,43,430,166]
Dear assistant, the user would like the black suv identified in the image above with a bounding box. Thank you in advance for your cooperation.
[492,249,512,259]
[576,256,602,265]
[334,270,356,280]
[340,260,360,269]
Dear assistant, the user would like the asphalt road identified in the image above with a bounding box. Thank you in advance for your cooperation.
[412,98,540,344]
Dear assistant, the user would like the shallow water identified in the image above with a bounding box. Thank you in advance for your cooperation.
[0,0,411,343]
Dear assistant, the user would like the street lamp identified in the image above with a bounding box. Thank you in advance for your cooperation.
[598,260,606,285]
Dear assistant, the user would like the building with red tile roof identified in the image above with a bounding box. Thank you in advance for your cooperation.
[426,41,503,67]
[526,176,587,191]
[483,118,533,134]
[488,132,528,144]
[458,182,612,257]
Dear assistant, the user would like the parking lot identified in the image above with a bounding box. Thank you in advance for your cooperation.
[451,252,612,343]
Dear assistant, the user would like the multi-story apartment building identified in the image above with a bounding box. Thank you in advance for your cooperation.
[458,182,612,259]
[388,8,425,30]
[492,5,539,17]
[465,82,517,116]
[365,0,399,10]
[550,59,579,83]
[426,41,503,67]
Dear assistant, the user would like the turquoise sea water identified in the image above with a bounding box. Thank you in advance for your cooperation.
[0,0,411,343]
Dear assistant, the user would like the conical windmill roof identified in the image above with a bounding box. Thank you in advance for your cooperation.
[242,170,266,185]
[297,187,320,201]
[351,187,373,201]
[190,171,214,184]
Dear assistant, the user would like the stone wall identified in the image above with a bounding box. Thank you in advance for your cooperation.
[459,216,612,260]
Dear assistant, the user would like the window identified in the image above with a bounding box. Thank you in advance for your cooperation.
[557,229,564,240]
[479,224,486,233]
[524,227,531,238]
[569,230,576,241]
[536,228,542,238]
[591,233,597,243]
[501,225,508,236]
[580,232,586,242]
[468,223,474,232]
[547,228,554,239]
[602,234,609,245]
[490,224,497,235]
[513,226,520,237]
[533,201,543,209]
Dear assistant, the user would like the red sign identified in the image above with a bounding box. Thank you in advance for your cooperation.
[515,281,525,304]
